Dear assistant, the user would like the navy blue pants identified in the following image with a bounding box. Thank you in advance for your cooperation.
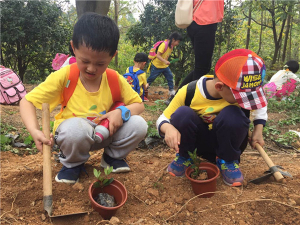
[170,106,250,162]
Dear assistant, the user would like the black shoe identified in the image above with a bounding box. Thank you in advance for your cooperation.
[55,164,87,184]
[100,153,130,173]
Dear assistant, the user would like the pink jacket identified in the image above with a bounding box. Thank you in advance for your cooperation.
[193,0,224,25]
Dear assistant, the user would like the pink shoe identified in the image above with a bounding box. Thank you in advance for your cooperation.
[143,97,149,102]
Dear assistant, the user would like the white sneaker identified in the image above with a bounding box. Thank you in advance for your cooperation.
[169,89,176,96]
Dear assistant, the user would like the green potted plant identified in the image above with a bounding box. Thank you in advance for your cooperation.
[88,166,127,220]
[185,150,220,198]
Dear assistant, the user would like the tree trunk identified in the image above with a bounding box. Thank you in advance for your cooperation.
[245,1,252,49]
[270,2,287,66]
[281,4,292,63]
[287,17,292,60]
[257,10,263,55]
[114,0,119,67]
[75,0,111,18]
[226,0,232,52]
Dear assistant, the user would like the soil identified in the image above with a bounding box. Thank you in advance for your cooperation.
[193,170,208,181]
[1,84,300,225]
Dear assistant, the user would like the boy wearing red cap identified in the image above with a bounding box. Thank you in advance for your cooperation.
[156,49,268,187]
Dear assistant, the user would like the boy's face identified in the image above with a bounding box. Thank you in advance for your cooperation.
[71,41,116,81]
[215,82,237,104]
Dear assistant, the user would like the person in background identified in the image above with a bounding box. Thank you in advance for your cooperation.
[147,32,182,101]
[166,0,224,105]
[263,60,299,100]
[125,53,149,102]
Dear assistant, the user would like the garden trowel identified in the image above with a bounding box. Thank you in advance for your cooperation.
[42,103,53,216]
[42,103,87,218]
[249,141,292,184]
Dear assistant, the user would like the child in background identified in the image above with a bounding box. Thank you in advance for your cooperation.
[61,44,77,68]
[20,13,148,184]
[156,49,268,187]
[263,60,299,100]
[147,32,182,100]
[125,53,149,102]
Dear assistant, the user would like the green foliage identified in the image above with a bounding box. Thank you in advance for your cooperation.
[275,131,298,147]
[126,1,194,85]
[1,0,74,82]
[188,149,204,180]
[267,92,300,114]
[144,100,166,113]
[147,121,160,138]
[0,134,12,148]
[263,125,281,138]
[93,166,114,189]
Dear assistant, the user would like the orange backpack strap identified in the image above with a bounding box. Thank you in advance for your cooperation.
[106,68,121,102]
[61,63,80,111]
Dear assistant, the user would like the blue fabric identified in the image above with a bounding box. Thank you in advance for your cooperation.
[167,153,193,177]
[170,105,250,162]
[56,164,86,182]
[123,66,144,94]
[216,158,243,186]
[103,152,129,170]
[147,65,174,90]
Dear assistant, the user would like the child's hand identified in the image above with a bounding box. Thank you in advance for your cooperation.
[32,130,53,152]
[250,124,265,149]
[165,61,170,65]
[99,110,123,136]
[164,126,181,153]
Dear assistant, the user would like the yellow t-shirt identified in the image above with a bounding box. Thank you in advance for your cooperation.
[163,75,238,124]
[125,67,147,96]
[152,41,172,69]
[25,65,142,133]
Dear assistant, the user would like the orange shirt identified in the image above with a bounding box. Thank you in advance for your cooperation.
[193,0,224,25]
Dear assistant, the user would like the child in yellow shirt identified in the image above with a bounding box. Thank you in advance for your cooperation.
[20,13,148,184]
[124,53,149,101]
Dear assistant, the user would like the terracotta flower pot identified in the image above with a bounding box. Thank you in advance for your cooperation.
[185,162,220,198]
[88,179,128,220]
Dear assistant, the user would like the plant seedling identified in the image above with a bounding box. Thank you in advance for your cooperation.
[188,149,208,180]
[93,166,114,189]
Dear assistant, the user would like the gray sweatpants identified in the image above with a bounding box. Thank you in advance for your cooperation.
[55,116,148,168]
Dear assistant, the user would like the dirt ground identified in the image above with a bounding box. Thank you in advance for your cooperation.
[1,85,300,225]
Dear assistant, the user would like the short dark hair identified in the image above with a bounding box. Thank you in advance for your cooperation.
[72,12,119,57]
[168,32,183,47]
[134,53,148,63]
[69,43,75,56]
[285,60,299,73]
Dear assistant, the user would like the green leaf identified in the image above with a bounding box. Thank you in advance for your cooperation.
[89,105,97,111]
[106,178,114,186]
[93,168,101,179]
[93,181,101,188]
[0,135,11,146]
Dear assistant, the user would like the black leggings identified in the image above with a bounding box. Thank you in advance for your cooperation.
[178,22,218,90]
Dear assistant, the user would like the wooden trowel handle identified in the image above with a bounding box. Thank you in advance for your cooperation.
[254,143,284,182]
[42,103,52,199]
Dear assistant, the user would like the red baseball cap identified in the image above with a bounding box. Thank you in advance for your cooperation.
[215,49,267,110]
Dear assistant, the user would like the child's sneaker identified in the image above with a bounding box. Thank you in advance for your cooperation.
[167,153,193,177]
[55,163,86,184]
[216,157,243,187]
[169,89,176,96]
[100,152,130,173]
[143,96,149,102]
